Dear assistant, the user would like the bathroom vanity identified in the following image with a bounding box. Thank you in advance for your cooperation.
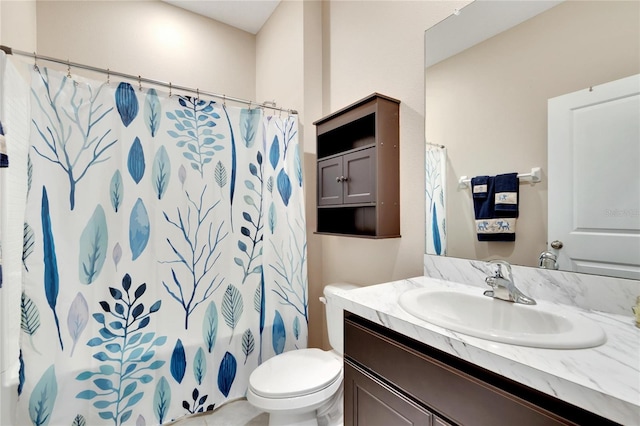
[333,277,640,426]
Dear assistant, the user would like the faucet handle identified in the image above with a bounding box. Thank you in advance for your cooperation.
[489,260,511,278]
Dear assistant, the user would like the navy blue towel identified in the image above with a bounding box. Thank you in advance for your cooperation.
[471,176,493,219]
[494,173,519,217]
[471,175,516,242]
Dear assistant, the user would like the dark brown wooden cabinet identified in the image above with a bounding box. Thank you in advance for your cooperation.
[318,148,376,206]
[344,313,619,426]
[314,93,400,238]
[345,361,451,426]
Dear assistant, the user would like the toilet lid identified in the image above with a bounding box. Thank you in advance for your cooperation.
[249,348,342,398]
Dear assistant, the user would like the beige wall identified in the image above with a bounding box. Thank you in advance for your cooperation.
[35,1,256,99]
[426,1,640,267]
[0,0,37,51]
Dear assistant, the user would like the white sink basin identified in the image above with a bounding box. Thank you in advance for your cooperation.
[398,287,606,349]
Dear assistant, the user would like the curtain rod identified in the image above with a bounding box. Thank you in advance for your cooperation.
[0,45,298,115]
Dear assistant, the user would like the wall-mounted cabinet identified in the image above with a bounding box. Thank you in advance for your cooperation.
[314,93,400,238]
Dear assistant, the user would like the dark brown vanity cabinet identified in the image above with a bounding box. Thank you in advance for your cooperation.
[344,314,618,426]
[314,93,400,238]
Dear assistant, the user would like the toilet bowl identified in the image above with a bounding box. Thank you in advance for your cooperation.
[246,283,358,426]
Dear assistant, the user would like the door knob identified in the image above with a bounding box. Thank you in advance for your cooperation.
[550,240,563,249]
[335,176,348,183]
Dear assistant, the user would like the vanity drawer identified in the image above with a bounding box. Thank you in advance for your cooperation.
[344,314,614,426]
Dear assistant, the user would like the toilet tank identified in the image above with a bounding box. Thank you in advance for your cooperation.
[323,283,359,355]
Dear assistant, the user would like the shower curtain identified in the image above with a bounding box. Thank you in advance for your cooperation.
[425,146,446,256]
[13,65,307,425]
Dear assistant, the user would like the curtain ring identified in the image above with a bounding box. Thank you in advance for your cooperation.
[106,68,110,86]
[138,75,142,91]
[196,88,199,100]
[223,94,226,107]
[169,82,172,97]
[67,60,72,78]
[248,101,252,110]
[33,52,39,71]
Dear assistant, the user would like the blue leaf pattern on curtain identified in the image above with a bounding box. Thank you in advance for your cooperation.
[193,348,206,385]
[221,105,237,230]
[127,137,146,184]
[66,292,89,357]
[20,67,307,425]
[277,169,292,206]
[272,311,286,355]
[18,350,25,396]
[426,146,447,255]
[153,377,171,424]
[217,352,237,397]
[28,364,57,426]
[116,82,139,127]
[21,292,41,355]
[242,328,255,364]
[152,146,171,200]
[240,108,261,148]
[431,203,442,255]
[202,301,218,353]
[30,68,117,210]
[78,205,108,284]
[221,283,243,342]
[41,186,63,350]
[23,222,34,271]
[75,274,165,425]
[145,88,162,137]
[269,135,279,170]
[170,339,187,384]
[109,170,123,213]
[129,198,150,261]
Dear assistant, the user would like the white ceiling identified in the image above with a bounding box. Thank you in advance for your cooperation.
[163,0,281,34]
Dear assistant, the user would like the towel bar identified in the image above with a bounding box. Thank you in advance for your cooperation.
[458,167,541,188]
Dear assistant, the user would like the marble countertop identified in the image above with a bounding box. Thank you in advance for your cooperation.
[330,276,640,425]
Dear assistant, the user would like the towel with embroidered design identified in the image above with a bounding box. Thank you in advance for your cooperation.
[471,173,519,241]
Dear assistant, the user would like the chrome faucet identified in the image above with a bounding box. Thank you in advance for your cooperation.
[484,260,536,305]
[538,251,558,270]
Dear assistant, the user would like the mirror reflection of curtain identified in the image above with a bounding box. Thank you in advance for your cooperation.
[8,62,308,426]
[425,145,446,256]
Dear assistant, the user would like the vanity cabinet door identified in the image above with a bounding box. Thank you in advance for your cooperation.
[318,147,376,207]
[434,416,453,426]
[344,360,435,426]
[318,156,344,206]
[343,148,376,204]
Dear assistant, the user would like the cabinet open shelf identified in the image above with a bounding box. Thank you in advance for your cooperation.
[314,93,400,238]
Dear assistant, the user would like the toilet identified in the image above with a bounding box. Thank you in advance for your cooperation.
[246,283,358,426]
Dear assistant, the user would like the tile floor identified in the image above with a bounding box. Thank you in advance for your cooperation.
[170,399,268,426]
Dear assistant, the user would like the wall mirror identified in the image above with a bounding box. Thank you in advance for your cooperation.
[424,0,640,277]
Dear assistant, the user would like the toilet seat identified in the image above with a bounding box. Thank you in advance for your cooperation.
[249,348,342,399]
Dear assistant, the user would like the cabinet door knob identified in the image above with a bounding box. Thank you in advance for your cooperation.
[336,176,341,183]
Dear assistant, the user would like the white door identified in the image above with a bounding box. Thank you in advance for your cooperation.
[548,74,640,280]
